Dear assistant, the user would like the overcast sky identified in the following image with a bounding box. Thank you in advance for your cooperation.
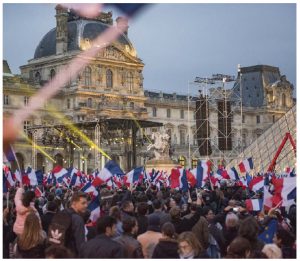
[3,3,296,96]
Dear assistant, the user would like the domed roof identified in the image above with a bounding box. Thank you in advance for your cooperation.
[34,19,134,59]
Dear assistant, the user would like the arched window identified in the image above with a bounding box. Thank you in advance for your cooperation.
[35,72,41,83]
[127,72,134,92]
[282,93,286,107]
[50,69,56,80]
[36,153,45,172]
[106,69,113,88]
[84,66,92,86]
[87,98,92,108]
[180,130,186,145]
[54,154,64,167]
[67,99,70,109]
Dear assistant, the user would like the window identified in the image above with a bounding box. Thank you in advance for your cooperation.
[130,102,134,109]
[152,107,157,117]
[84,66,92,86]
[67,99,70,109]
[282,93,286,107]
[106,69,113,88]
[242,115,245,123]
[180,130,185,145]
[256,115,260,124]
[50,69,56,80]
[24,96,29,106]
[127,72,133,92]
[35,72,41,83]
[242,133,247,147]
[87,98,92,108]
[23,121,30,132]
[167,108,171,118]
[273,115,275,123]
[180,109,184,119]
[3,95,9,105]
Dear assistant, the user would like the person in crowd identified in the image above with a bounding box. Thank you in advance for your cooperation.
[222,212,239,251]
[82,209,97,241]
[225,236,251,258]
[120,200,135,220]
[152,222,179,259]
[238,216,265,257]
[148,199,171,227]
[13,187,38,236]
[273,225,296,258]
[42,193,55,214]
[3,205,15,258]
[45,245,73,258]
[41,201,57,234]
[137,215,163,258]
[136,202,149,236]
[114,216,144,258]
[262,244,282,259]
[79,216,124,258]
[15,212,47,258]
[64,191,88,256]
[109,205,123,237]
[178,231,209,258]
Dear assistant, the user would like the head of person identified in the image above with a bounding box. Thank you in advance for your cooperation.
[169,206,181,221]
[122,216,138,235]
[22,190,36,207]
[47,201,58,213]
[70,191,88,214]
[178,231,204,258]
[262,244,282,259]
[202,206,215,222]
[121,200,134,213]
[152,199,162,210]
[273,225,295,248]
[97,216,117,237]
[161,222,176,240]
[45,245,73,258]
[109,205,121,221]
[137,202,148,216]
[225,212,239,229]
[226,236,251,258]
[147,215,161,232]
[238,216,260,242]
[18,212,43,250]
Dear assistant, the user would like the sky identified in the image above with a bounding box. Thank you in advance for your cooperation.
[3,3,296,96]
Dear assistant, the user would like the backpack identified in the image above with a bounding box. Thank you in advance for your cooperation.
[47,209,73,247]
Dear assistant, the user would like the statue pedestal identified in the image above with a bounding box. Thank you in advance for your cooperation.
[145,159,178,174]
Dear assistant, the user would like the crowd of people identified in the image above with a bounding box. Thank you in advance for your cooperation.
[3,180,296,259]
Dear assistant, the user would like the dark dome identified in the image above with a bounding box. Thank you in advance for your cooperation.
[34,20,133,59]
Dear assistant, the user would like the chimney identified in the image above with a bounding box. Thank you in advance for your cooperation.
[55,4,68,55]
[116,16,129,36]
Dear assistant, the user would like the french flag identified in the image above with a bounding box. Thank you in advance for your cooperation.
[3,166,15,188]
[88,197,101,224]
[124,167,144,185]
[272,177,296,206]
[52,166,68,183]
[24,167,43,186]
[238,158,254,173]
[34,187,43,198]
[245,199,263,211]
[228,167,239,181]
[249,176,264,192]
[81,182,98,197]
[186,169,197,187]
[68,168,82,187]
[263,185,273,210]
[98,160,124,183]
[3,173,8,193]
[196,160,211,188]
[170,168,181,189]
[14,170,22,184]
[180,169,188,192]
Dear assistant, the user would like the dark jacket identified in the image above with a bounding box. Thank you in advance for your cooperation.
[152,238,179,259]
[41,211,55,234]
[195,250,210,258]
[80,234,124,258]
[172,206,201,234]
[16,240,46,258]
[282,246,296,259]
[114,233,144,258]
[136,215,148,236]
[65,208,86,257]
[148,210,171,228]
[223,226,239,251]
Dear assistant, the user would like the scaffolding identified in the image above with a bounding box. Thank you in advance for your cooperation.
[188,69,244,170]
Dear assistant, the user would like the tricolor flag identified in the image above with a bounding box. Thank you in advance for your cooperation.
[3,166,15,188]
[98,160,124,183]
[272,177,296,207]
[170,168,181,189]
[180,169,188,192]
[81,182,98,197]
[228,167,239,181]
[245,198,263,211]
[34,186,43,198]
[23,167,43,186]
[88,197,101,224]
[238,158,254,173]
[196,160,211,188]
[249,176,264,192]
[124,167,144,185]
[52,166,68,183]
[263,185,273,210]
[14,170,22,184]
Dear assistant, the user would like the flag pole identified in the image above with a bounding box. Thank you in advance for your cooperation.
[6,191,9,209]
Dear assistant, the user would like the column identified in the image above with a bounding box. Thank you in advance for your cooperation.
[94,123,101,170]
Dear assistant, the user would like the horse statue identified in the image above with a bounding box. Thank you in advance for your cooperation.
[147,131,170,160]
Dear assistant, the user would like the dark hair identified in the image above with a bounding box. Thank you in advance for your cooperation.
[173,193,182,204]
[238,216,259,242]
[152,199,162,210]
[276,225,295,247]
[22,190,36,207]
[202,206,213,217]
[70,191,87,203]
[226,237,251,258]
[45,245,73,258]
[47,193,55,202]
[190,203,197,212]
[47,201,58,212]
[122,216,137,233]
[161,222,176,239]
[121,200,133,210]
[109,206,121,220]
[97,216,117,234]
[137,202,148,216]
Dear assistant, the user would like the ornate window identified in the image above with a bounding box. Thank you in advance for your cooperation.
[180,109,184,119]
[50,69,56,80]
[167,108,171,118]
[273,115,275,123]
[282,93,286,107]
[67,99,70,109]
[106,69,113,88]
[84,66,92,86]
[3,95,9,105]
[35,72,41,83]
[180,130,186,145]
[256,115,260,124]
[24,96,29,106]
[130,102,134,109]
[87,98,92,108]
[127,72,134,92]
[152,107,157,117]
